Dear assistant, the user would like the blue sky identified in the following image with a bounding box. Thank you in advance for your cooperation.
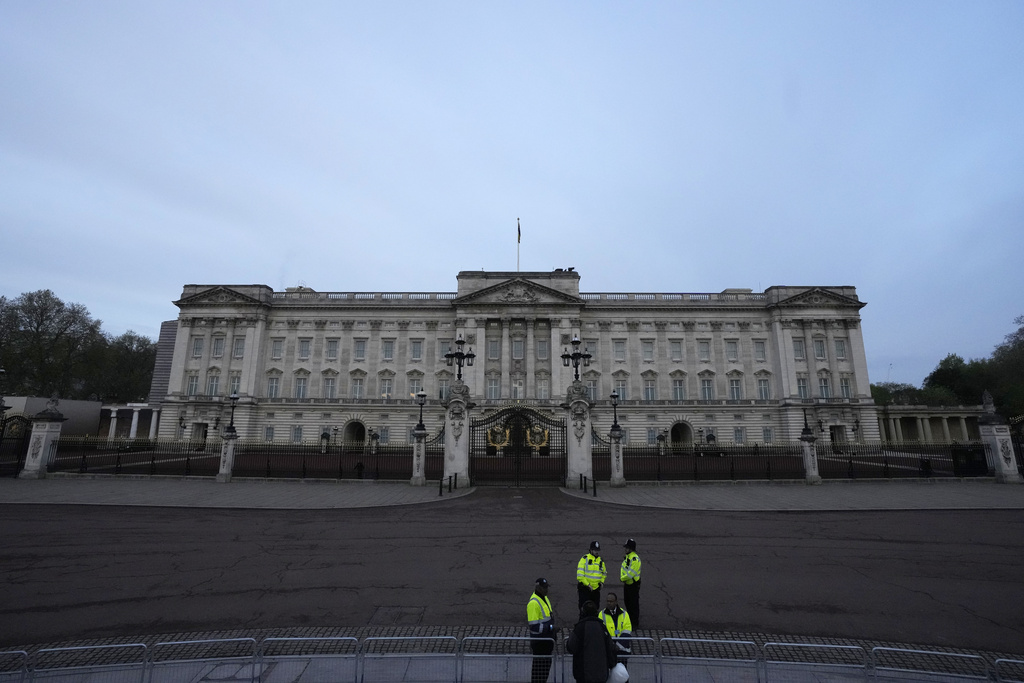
[2,1,1022,388]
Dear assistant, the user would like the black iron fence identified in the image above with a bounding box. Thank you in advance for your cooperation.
[49,437,222,477]
[620,442,806,481]
[231,441,431,480]
[0,414,31,477]
[817,441,989,479]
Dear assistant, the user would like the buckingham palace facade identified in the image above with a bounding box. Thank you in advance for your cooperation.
[158,269,881,446]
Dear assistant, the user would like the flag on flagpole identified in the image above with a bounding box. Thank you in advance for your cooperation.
[517,218,521,244]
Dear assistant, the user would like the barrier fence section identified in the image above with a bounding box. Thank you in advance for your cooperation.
[4,636,1020,682]
[48,437,221,477]
[817,442,989,480]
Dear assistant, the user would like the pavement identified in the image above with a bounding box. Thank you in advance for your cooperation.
[1,473,1023,511]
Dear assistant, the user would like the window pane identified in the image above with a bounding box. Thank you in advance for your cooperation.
[326,339,339,360]
[835,339,847,359]
[212,337,225,358]
[323,377,336,399]
[672,379,685,401]
[670,341,683,361]
[700,379,714,400]
[295,377,307,399]
[797,377,808,399]
[229,374,241,395]
[206,374,219,396]
[729,379,741,400]
[380,378,392,398]
[757,378,770,400]
[264,426,274,441]
[698,341,711,361]
[382,340,394,360]
[754,340,766,361]
[192,337,204,357]
[354,339,366,360]
[537,378,549,399]
[233,337,245,359]
[351,378,364,398]
[613,341,626,361]
[267,377,279,398]
[793,339,805,360]
[512,339,524,360]
[438,379,450,400]
[537,340,549,360]
[272,340,283,359]
[642,341,654,361]
[410,340,423,360]
[488,339,501,359]
[814,339,827,360]
[725,340,738,361]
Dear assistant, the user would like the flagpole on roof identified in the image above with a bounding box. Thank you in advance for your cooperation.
[517,217,520,272]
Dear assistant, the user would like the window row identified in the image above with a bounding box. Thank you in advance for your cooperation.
[795,374,854,399]
[262,424,423,444]
[792,338,849,362]
[191,336,246,360]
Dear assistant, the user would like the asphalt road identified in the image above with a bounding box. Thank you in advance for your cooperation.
[2,488,1022,653]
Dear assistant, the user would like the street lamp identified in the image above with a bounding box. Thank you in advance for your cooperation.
[444,335,476,381]
[0,368,8,423]
[226,393,239,436]
[332,426,339,446]
[609,391,621,433]
[561,336,592,381]
[415,390,427,432]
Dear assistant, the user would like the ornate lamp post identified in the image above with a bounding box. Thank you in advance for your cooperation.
[561,336,592,381]
[415,390,427,432]
[0,368,9,429]
[225,393,239,437]
[609,391,621,437]
[444,335,476,381]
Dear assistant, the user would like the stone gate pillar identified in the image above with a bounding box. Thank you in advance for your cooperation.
[444,380,471,485]
[799,410,822,485]
[411,425,427,486]
[20,398,66,480]
[609,424,625,487]
[216,429,238,483]
[564,381,592,486]
[978,391,1022,484]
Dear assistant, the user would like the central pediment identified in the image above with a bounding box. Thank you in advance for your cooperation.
[453,278,582,306]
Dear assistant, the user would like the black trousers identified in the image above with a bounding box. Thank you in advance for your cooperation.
[577,582,601,612]
[623,580,641,629]
[530,637,554,683]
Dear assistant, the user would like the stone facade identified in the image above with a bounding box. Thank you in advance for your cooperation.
[158,270,881,446]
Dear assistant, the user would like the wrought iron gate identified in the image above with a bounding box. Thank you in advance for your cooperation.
[0,415,31,477]
[469,405,567,486]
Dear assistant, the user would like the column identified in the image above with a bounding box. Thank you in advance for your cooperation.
[149,409,160,439]
[800,424,822,485]
[500,318,511,399]
[564,382,593,485]
[466,319,485,400]
[20,404,66,479]
[959,417,969,441]
[129,408,141,439]
[921,418,934,442]
[107,410,118,441]
[877,417,887,440]
[551,321,565,399]
[894,419,905,442]
[916,418,925,442]
[941,417,951,442]
[977,407,1022,484]
[410,426,427,486]
[609,427,625,487]
[216,430,238,483]
[444,380,471,484]
[525,319,535,398]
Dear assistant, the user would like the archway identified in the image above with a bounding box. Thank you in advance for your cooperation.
[343,421,366,447]
[670,422,694,451]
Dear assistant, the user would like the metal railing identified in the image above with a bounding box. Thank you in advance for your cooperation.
[817,442,989,480]
[48,437,221,477]
[2,637,1017,682]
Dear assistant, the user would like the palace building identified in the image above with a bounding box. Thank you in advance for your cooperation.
[157,269,881,447]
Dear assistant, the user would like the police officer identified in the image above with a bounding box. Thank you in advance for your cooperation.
[620,538,642,629]
[576,540,607,611]
[527,577,555,683]
[599,592,633,665]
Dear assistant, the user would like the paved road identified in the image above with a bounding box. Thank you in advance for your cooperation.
[2,484,1022,655]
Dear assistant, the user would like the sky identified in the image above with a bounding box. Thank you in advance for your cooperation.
[2,1,1022,388]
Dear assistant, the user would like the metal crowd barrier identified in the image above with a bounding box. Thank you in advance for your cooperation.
[1,637,1018,682]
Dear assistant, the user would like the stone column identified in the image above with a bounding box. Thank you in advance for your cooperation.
[609,426,625,488]
[20,401,66,480]
[500,318,511,399]
[410,426,427,486]
[564,381,593,485]
[977,392,1022,484]
[107,410,118,441]
[129,408,141,439]
[216,429,239,483]
[941,418,951,442]
[148,409,160,439]
[959,417,969,440]
[444,380,471,485]
[799,414,822,485]
[525,319,535,398]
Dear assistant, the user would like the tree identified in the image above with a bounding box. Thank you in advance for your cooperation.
[870,382,920,406]
[96,331,157,403]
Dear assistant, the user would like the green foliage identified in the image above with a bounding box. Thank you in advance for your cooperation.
[0,290,156,403]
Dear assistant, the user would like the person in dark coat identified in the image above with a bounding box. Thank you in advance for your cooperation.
[566,600,617,683]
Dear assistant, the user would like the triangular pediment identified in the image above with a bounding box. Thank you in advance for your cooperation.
[454,278,582,306]
[175,286,265,307]
[774,288,864,309]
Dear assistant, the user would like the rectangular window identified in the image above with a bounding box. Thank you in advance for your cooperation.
[212,337,225,358]
[700,378,714,401]
[819,377,831,398]
[698,340,711,361]
[586,380,597,401]
[409,377,423,396]
[814,339,827,360]
[797,377,808,399]
[835,339,847,360]
[326,339,339,360]
[512,339,524,360]
[438,379,450,400]
[762,427,774,443]
[488,339,501,360]
[233,337,245,359]
[613,340,626,361]
[438,339,452,360]
[536,339,549,360]
[351,378,364,399]
[642,341,654,362]
[410,340,423,361]
[728,378,742,400]
[614,379,628,400]
[267,376,280,398]
[734,427,745,444]
[643,379,656,401]
[191,337,204,358]
[382,340,395,361]
[840,376,852,399]
[206,374,220,396]
[757,378,771,400]
[670,340,683,361]
[354,339,367,361]
[292,425,302,443]
[294,376,308,399]
[378,426,390,444]
[511,377,524,399]
[186,375,199,396]
[793,338,805,360]
[487,377,500,399]
[264,426,274,442]
[229,373,241,396]
[271,339,284,360]
[672,379,686,401]
[647,428,659,445]
[380,377,393,399]
[298,338,312,360]
[537,378,549,400]
[323,377,336,399]
[754,340,766,361]
[584,340,597,360]
[725,340,739,362]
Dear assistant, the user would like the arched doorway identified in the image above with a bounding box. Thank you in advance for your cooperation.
[670,422,694,452]
[343,421,366,448]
